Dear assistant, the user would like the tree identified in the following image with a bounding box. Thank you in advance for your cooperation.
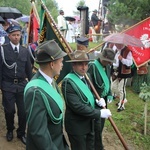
[36,0,59,22]
[107,0,150,30]
[0,0,59,21]
[73,0,86,16]
[139,83,150,135]
[0,0,31,15]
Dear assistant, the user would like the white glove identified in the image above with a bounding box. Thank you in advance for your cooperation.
[107,99,112,103]
[96,98,106,107]
[100,109,112,119]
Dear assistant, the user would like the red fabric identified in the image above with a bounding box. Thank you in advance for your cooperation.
[124,17,150,67]
[28,8,39,44]
[89,28,93,42]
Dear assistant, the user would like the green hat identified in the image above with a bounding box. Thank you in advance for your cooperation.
[35,40,67,64]
[66,50,94,63]
[99,48,116,63]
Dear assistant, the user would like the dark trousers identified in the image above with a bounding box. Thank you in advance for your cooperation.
[94,98,107,150]
[2,90,26,137]
[94,118,105,150]
[68,132,94,150]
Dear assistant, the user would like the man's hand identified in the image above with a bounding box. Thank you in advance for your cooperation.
[100,109,112,119]
[118,55,123,60]
[96,98,106,107]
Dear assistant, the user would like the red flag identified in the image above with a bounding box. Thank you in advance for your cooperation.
[28,8,39,44]
[124,17,150,67]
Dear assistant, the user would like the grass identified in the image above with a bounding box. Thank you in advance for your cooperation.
[106,86,150,150]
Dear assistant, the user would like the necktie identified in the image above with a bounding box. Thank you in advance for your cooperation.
[14,47,18,53]
[14,47,18,58]
[81,77,88,85]
[51,80,56,89]
[81,77,91,89]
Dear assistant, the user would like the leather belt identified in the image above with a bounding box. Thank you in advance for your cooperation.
[3,78,25,84]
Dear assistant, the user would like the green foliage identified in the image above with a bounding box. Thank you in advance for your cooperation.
[0,0,31,15]
[107,0,150,27]
[36,0,59,22]
[139,83,150,102]
[73,0,86,16]
[106,87,150,149]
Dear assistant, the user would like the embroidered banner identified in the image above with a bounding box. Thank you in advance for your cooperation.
[124,17,150,67]
[28,8,39,44]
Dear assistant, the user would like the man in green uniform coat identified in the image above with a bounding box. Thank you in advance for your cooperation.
[88,48,116,150]
[24,40,69,150]
[61,50,112,150]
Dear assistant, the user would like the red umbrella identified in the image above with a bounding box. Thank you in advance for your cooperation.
[103,33,144,47]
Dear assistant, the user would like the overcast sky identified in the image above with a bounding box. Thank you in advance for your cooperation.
[55,0,100,17]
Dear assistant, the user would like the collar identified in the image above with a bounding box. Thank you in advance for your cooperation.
[73,71,85,79]
[39,69,53,85]
[10,42,19,52]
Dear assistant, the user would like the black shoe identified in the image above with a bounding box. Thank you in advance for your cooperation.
[6,131,13,141]
[116,102,119,106]
[117,107,125,112]
[113,96,116,100]
[17,135,26,145]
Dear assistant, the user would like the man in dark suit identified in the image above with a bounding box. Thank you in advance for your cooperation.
[24,40,69,150]
[88,48,116,150]
[91,9,101,27]
[0,24,32,145]
[61,50,112,150]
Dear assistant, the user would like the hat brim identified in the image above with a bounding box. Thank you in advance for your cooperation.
[35,59,52,64]
[66,59,94,63]
[8,29,21,33]
[99,53,116,63]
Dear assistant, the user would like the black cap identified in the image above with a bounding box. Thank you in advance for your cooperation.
[76,36,89,46]
[93,9,98,13]
[7,24,21,33]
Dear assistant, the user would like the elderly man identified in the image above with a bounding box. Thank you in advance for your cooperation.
[24,40,69,150]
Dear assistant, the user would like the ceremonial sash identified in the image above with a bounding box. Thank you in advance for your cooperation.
[65,73,95,108]
[94,60,109,95]
[24,79,63,124]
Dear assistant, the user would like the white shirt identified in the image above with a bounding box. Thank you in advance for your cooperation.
[10,42,19,53]
[57,15,67,30]
[39,69,53,86]
[113,49,133,68]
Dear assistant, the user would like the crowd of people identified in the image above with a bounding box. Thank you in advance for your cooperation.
[57,8,111,44]
[0,8,149,150]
